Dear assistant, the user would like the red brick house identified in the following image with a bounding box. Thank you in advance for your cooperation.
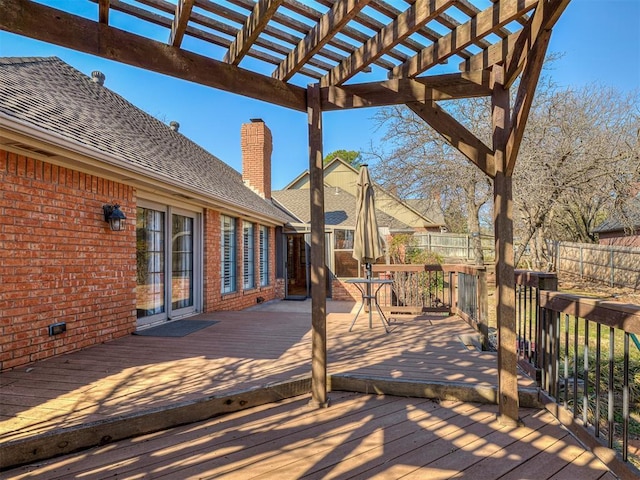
[0,57,289,371]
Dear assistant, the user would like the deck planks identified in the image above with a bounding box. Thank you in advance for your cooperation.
[0,301,618,477]
[5,392,613,480]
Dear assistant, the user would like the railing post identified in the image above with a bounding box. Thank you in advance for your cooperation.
[477,267,489,350]
[535,274,557,372]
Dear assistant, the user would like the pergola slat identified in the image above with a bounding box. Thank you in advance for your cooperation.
[109,0,324,79]
[98,0,110,24]
[169,0,195,47]
[224,0,285,65]
[320,0,455,87]
[390,0,538,79]
[273,0,372,82]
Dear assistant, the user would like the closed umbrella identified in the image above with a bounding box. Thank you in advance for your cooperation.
[353,165,384,327]
[353,164,383,271]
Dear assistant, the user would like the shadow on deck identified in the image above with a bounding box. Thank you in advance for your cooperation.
[0,300,616,478]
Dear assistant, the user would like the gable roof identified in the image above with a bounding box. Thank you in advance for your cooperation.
[283,156,444,228]
[0,57,288,223]
[272,187,411,232]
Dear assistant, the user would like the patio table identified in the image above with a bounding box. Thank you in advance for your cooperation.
[345,278,393,333]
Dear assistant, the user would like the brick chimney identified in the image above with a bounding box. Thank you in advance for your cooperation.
[241,119,272,199]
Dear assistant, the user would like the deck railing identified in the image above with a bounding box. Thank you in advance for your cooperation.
[514,270,559,377]
[370,264,489,347]
[538,291,640,469]
[370,264,452,315]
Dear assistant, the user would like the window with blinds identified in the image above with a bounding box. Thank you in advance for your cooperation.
[259,225,269,287]
[221,215,236,293]
[243,221,255,289]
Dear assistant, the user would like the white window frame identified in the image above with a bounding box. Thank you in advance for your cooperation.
[243,221,255,289]
[259,225,269,287]
[221,215,237,294]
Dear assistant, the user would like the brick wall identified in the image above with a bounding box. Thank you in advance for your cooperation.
[202,209,280,312]
[331,278,359,301]
[241,120,272,200]
[0,150,137,371]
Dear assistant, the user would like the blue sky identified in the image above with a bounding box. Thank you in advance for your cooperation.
[0,0,638,189]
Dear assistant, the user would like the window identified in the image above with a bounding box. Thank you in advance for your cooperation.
[243,221,255,289]
[259,225,269,286]
[334,229,359,277]
[221,215,236,293]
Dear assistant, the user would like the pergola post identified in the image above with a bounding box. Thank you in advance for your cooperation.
[307,83,329,408]
[491,65,519,425]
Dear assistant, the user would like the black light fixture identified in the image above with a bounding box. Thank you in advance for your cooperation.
[103,203,126,231]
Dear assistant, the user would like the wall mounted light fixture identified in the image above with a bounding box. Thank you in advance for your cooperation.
[103,203,126,231]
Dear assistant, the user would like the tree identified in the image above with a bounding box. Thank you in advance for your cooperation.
[324,149,362,166]
[367,97,493,264]
[513,81,639,268]
[367,69,639,270]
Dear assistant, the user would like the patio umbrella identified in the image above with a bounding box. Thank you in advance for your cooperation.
[353,165,384,328]
[353,164,383,275]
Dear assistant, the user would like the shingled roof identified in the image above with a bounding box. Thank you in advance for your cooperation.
[592,194,640,234]
[272,187,411,232]
[0,56,288,223]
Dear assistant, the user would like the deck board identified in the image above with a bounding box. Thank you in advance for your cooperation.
[5,393,613,480]
[0,300,620,477]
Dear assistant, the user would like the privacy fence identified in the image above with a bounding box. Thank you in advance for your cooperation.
[413,232,494,261]
[550,241,640,290]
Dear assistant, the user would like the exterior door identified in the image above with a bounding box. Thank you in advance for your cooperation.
[284,232,331,299]
[136,203,200,327]
[285,233,309,298]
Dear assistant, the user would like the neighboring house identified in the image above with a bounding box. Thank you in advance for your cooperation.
[273,157,444,300]
[592,194,640,247]
[284,156,445,232]
[0,57,289,371]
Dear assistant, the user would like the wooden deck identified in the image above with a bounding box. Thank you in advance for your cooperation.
[5,392,615,479]
[0,300,615,478]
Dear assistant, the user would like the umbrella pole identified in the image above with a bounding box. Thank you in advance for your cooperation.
[366,263,372,328]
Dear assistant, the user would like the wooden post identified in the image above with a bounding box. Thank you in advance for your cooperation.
[492,65,519,425]
[477,266,489,350]
[307,83,329,408]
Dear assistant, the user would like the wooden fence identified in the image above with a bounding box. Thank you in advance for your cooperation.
[413,232,494,261]
[550,241,640,289]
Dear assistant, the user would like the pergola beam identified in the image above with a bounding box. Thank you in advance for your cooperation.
[320,71,492,110]
[320,0,455,87]
[506,28,551,174]
[391,0,538,79]
[0,0,307,112]
[168,0,194,47]
[224,0,285,66]
[406,101,496,178]
[272,0,372,82]
[505,0,571,86]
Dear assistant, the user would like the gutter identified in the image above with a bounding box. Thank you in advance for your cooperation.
[0,113,286,226]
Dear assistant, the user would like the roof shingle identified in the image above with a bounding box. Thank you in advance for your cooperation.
[0,57,288,222]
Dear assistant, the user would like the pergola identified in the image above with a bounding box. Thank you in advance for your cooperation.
[1,0,571,423]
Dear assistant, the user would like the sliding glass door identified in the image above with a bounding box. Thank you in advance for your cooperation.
[136,203,200,327]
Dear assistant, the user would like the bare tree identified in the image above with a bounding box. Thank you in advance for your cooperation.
[367,70,639,270]
[367,98,493,264]
[513,81,639,268]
